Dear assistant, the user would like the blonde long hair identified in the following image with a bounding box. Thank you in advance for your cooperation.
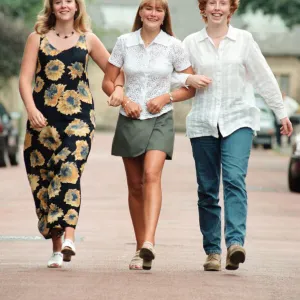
[34,0,91,34]
[132,0,174,36]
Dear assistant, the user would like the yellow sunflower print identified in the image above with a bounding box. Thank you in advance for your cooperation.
[48,175,62,199]
[63,209,79,226]
[44,84,66,107]
[36,58,41,74]
[80,163,86,173]
[34,76,45,93]
[40,169,55,182]
[30,124,44,132]
[36,208,42,219]
[64,189,81,207]
[38,215,49,236]
[65,119,90,137]
[36,187,49,212]
[28,174,40,192]
[77,81,92,104]
[45,59,65,81]
[76,35,87,50]
[60,162,79,184]
[24,132,32,151]
[38,126,62,151]
[90,130,95,142]
[68,62,84,80]
[48,203,64,224]
[57,90,81,115]
[49,147,71,165]
[30,150,45,168]
[90,110,96,127]
[73,140,89,160]
[85,54,89,76]
[41,38,60,56]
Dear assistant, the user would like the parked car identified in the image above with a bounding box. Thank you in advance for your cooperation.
[288,133,300,193]
[0,102,20,167]
[253,94,276,149]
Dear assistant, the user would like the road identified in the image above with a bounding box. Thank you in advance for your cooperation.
[0,132,299,300]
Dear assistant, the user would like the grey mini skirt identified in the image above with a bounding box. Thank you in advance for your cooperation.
[111,110,174,160]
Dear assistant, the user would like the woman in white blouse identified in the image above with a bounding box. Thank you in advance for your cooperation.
[175,0,293,272]
[102,0,195,271]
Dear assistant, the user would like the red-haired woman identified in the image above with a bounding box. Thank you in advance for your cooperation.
[174,0,293,271]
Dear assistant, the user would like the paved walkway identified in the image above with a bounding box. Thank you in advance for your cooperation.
[0,132,299,300]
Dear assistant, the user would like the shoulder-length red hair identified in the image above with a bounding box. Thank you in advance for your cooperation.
[198,0,240,23]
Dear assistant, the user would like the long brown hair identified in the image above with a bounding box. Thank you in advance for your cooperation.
[132,0,174,36]
[34,0,91,34]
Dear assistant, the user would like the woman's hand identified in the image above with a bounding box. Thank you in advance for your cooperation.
[280,117,293,137]
[122,97,142,119]
[108,86,124,107]
[186,75,212,89]
[146,94,169,114]
[27,107,47,129]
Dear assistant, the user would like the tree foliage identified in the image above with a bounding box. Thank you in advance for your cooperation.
[0,0,41,24]
[239,0,300,28]
[0,13,28,83]
[0,0,42,82]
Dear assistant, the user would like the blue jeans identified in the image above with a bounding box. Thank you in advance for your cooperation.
[190,127,253,254]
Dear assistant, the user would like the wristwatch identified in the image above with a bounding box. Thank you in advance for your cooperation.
[168,92,174,104]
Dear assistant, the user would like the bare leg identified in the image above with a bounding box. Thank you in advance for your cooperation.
[143,150,166,244]
[64,227,75,242]
[51,229,62,252]
[123,155,145,250]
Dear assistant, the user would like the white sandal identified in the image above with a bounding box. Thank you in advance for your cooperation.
[61,239,76,262]
[129,250,143,270]
[47,252,63,268]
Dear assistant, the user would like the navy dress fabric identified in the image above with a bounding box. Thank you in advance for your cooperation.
[23,34,95,239]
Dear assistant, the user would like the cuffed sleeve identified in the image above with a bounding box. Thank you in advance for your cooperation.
[245,34,287,120]
[170,72,190,90]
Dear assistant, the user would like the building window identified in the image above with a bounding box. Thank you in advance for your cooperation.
[275,74,290,95]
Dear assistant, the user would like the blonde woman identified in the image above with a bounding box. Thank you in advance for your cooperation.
[102,0,195,271]
[174,0,293,271]
[19,0,122,268]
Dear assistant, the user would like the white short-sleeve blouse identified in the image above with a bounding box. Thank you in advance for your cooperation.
[108,29,191,120]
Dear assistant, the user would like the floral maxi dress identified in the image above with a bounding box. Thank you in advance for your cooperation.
[24,34,95,239]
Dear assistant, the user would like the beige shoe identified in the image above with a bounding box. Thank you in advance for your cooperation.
[139,241,155,270]
[226,245,246,270]
[203,254,221,271]
[129,250,143,270]
[61,239,76,262]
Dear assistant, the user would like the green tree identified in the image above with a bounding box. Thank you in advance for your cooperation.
[239,0,300,28]
[0,0,41,25]
[0,0,42,83]
[0,13,28,85]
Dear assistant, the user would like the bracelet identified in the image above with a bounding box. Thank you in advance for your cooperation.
[168,92,174,103]
[115,84,124,88]
[123,100,130,108]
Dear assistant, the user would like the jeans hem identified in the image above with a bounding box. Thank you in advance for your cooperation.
[205,250,222,255]
[226,242,243,249]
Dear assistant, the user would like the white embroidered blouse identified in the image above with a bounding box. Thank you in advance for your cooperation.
[108,29,191,120]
